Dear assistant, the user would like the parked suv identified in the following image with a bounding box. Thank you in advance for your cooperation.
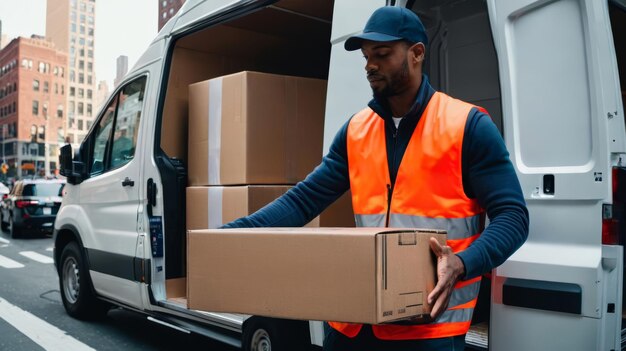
[1,179,65,238]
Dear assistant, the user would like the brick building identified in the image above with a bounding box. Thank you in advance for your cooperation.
[158,0,185,31]
[0,36,68,179]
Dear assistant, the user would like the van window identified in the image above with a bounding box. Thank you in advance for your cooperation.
[110,77,146,169]
[22,183,63,197]
[90,95,117,176]
[86,76,147,176]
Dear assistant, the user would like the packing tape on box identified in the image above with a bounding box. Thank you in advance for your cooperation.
[207,186,223,229]
[208,78,223,185]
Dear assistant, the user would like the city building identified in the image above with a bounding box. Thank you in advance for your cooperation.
[0,36,67,179]
[46,0,96,146]
[95,79,109,111]
[0,20,8,50]
[113,55,128,88]
[158,0,185,31]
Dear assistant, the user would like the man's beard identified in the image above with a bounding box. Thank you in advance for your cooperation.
[372,58,410,100]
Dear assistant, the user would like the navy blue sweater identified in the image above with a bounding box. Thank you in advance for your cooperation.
[223,75,529,280]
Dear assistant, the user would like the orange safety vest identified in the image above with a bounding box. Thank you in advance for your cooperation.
[330,92,485,340]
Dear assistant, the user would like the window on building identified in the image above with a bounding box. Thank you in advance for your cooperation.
[88,16,94,25]
[80,25,85,35]
[61,85,65,95]
[58,127,64,143]
[80,2,85,11]
[70,0,76,8]
[70,70,75,83]
[21,59,28,68]
[78,119,83,130]
[87,75,92,85]
[79,60,84,70]
[71,10,76,21]
[80,14,85,23]
[69,101,75,112]
[78,88,84,98]
[87,103,92,117]
[55,83,59,94]
[162,12,167,19]
[87,89,92,99]
[57,104,63,118]
[162,0,166,7]
[42,102,48,116]
[88,27,94,36]
[33,80,40,91]
[87,62,92,72]
[53,66,58,76]
[59,67,64,78]
[43,81,49,93]
[71,23,76,33]
[38,62,45,73]
[80,48,84,57]
[28,60,33,69]
[70,87,75,97]
[13,82,16,91]
[32,100,39,115]
[78,102,84,114]
[79,37,85,46]
[88,4,94,13]
[79,73,84,84]
[12,102,15,113]
[88,50,93,58]
[87,38,93,47]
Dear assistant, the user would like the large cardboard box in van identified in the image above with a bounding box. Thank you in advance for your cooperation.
[186,185,293,230]
[188,71,327,186]
[187,186,354,229]
[187,228,446,324]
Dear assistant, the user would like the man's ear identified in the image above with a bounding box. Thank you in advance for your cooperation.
[410,42,426,65]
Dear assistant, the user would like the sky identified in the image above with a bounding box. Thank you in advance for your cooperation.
[0,0,158,90]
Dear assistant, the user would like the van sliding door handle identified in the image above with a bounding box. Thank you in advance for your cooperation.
[122,177,135,187]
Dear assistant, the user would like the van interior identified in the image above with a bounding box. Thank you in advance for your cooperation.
[154,0,626,348]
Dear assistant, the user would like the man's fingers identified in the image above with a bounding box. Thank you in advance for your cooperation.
[429,292,448,319]
[429,237,443,257]
[427,281,442,304]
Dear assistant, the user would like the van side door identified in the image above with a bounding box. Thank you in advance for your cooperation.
[77,76,148,308]
[487,0,625,350]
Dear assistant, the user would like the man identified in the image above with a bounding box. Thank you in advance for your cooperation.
[224,6,529,350]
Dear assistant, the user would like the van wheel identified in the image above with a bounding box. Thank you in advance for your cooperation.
[242,317,309,351]
[0,214,7,232]
[59,242,109,320]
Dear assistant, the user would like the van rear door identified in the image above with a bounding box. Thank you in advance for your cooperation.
[487,0,624,350]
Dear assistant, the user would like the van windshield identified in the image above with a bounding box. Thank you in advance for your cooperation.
[23,183,63,197]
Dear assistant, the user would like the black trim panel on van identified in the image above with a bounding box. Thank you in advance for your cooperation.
[87,248,151,284]
[503,278,581,314]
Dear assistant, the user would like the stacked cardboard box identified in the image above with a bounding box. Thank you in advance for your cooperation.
[187,71,354,229]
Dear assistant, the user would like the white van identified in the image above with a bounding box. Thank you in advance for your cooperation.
[54,0,626,350]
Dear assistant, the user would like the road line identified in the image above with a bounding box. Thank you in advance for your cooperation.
[0,297,95,351]
[46,247,53,252]
[0,237,9,244]
[0,254,24,268]
[19,251,54,264]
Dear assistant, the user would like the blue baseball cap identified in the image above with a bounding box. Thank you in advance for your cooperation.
[344,7,428,51]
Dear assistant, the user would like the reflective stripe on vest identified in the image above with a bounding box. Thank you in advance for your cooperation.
[338,91,485,340]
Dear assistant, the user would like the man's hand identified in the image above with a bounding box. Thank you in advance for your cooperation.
[427,237,466,320]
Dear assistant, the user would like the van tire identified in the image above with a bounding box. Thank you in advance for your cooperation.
[59,241,109,320]
[242,317,309,351]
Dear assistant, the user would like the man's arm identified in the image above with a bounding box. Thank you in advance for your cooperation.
[457,109,529,279]
[221,120,352,228]
[428,109,529,318]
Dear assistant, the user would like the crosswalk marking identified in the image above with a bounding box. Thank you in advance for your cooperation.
[0,254,24,268]
[0,296,96,351]
[19,251,54,264]
[0,237,9,244]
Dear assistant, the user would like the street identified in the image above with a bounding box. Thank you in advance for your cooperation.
[0,231,237,351]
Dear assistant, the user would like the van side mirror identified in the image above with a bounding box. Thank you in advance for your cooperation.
[59,144,85,185]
